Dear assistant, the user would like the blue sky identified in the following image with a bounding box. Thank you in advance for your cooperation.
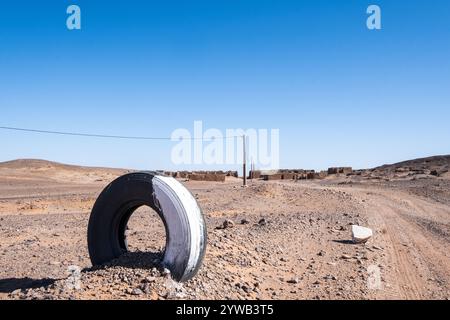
[0,1,449,171]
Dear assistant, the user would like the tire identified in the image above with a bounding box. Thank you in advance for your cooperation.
[87,172,207,282]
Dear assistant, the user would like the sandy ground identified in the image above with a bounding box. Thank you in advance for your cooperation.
[0,159,449,300]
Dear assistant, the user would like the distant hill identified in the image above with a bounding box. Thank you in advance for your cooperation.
[370,155,450,178]
[0,159,129,184]
[0,159,123,171]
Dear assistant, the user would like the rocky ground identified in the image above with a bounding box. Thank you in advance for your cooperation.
[0,158,449,300]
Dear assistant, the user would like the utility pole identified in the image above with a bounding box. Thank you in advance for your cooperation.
[243,135,247,186]
[252,159,255,180]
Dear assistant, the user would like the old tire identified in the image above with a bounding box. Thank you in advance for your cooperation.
[87,172,207,282]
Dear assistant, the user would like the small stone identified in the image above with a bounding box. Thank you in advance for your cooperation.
[241,219,250,225]
[258,219,268,226]
[241,285,252,294]
[352,225,373,244]
[223,219,235,229]
[341,254,352,260]
[141,284,152,294]
[287,278,300,284]
[161,268,171,277]
[131,288,143,296]
[143,276,156,283]
[11,289,21,296]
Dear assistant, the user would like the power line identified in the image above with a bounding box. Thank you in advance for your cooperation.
[0,126,239,141]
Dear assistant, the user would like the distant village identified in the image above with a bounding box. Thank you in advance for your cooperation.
[160,167,354,182]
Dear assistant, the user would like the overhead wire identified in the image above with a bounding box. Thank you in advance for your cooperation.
[0,126,242,141]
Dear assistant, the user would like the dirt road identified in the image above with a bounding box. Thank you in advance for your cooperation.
[355,186,450,299]
[0,160,448,300]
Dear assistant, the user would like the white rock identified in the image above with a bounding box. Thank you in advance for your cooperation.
[352,225,373,244]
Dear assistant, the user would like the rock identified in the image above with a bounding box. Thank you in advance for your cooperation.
[258,219,268,226]
[287,278,300,284]
[220,219,235,229]
[241,285,252,294]
[130,288,143,296]
[161,268,171,277]
[11,289,21,296]
[143,276,156,283]
[351,225,373,244]
[224,219,235,228]
[241,219,250,225]
[141,284,152,294]
[341,254,352,260]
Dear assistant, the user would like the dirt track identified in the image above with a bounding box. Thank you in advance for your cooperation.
[0,159,449,300]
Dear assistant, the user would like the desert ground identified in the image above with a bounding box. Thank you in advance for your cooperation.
[0,157,449,300]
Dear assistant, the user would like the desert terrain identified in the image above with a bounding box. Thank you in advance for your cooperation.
[0,157,449,300]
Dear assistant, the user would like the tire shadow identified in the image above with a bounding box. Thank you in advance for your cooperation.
[86,251,164,271]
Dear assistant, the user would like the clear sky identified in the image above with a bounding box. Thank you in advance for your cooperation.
[1,1,449,171]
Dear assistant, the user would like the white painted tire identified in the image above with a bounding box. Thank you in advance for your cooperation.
[87,172,207,282]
